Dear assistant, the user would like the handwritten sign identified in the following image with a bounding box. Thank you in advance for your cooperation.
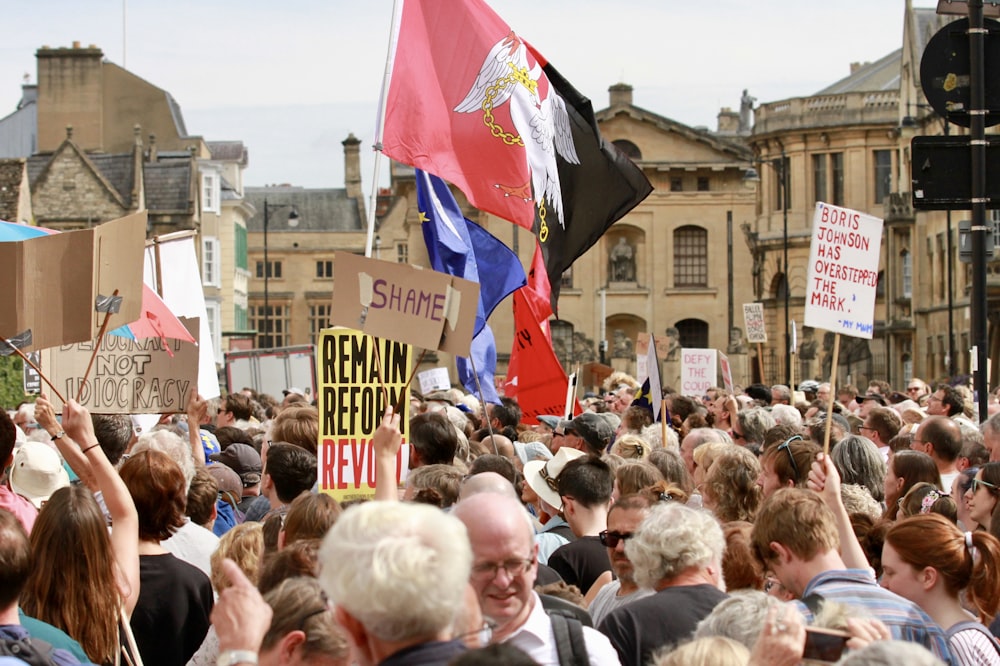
[804,202,884,339]
[330,252,478,356]
[743,303,767,344]
[317,328,412,502]
[719,352,734,393]
[418,367,451,394]
[680,348,717,397]
[44,318,199,414]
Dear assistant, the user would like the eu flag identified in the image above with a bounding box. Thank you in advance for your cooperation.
[417,169,526,403]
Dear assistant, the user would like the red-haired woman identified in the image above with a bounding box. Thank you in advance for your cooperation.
[882,514,1000,665]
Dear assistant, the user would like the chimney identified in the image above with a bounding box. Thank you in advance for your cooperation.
[609,83,633,107]
[716,107,739,134]
[342,133,366,222]
[36,43,105,152]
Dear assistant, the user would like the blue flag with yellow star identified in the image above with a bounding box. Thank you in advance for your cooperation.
[417,169,526,402]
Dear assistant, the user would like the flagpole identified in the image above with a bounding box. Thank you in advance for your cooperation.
[365,0,405,258]
[467,353,498,452]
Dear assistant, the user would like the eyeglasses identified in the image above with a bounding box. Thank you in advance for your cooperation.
[776,435,802,479]
[927,395,943,403]
[972,478,999,494]
[907,386,922,393]
[858,425,877,436]
[599,530,635,548]
[470,557,534,581]
[457,620,496,647]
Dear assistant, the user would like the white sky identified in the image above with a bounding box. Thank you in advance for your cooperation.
[0,0,937,190]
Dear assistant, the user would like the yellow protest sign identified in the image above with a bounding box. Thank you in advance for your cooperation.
[317,328,412,502]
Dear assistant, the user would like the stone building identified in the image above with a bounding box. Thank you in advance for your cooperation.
[747,2,996,389]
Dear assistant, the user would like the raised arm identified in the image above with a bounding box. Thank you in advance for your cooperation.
[185,388,208,467]
[807,453,870,571]
[373,407,403,502]
[35,395,96,491]
[62,399,141,615]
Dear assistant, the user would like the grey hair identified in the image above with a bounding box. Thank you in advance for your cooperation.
[133,429,195,491]
[626,503,725,589]
[836,640,945,666]
[770,404,803,429]
[981,411,1000,438]
[737,408,775,445]
[694,590,780,648]
[684,428,730,449]
[830,435,886,502]
[640,422,680,453]
[319,501,471,643]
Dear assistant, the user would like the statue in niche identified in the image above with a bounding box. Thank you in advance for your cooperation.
[664,326,681,361]
[728,327,746,354]
[609,237,636,282]
[611,329,633,359]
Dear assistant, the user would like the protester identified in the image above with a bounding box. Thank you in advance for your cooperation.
[883,450,942,522]
[588,494,655,626]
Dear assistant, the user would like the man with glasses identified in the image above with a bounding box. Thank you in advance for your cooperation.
[598,503,727,666]
[588,495,654,626]
[453,492,620,664]
[906,378,930,403]
[860,406,902,463]
[911,415,963,493]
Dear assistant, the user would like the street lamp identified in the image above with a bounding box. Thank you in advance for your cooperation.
[743,152,791,385]
[262,198,299,348]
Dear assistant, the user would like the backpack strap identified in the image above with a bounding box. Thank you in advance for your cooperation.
[947,621,1000,656]
[550,612,589,666]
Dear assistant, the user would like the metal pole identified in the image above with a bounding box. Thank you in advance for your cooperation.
[782,150,791,386]
[945,120,956,378]
[969,0,989,421]
[263,198,270,349]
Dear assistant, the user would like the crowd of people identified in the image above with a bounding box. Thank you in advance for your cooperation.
[2,372,1000,666]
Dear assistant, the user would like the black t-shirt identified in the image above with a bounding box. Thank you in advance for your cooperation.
[131,553,214,666]
[547,535,611,595]
[598,583,728,666]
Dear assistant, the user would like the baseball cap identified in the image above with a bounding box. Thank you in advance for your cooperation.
[537,415,561,430]
[745,383,772,404]
[207,463,244,505]
[209,443,263,487]
[283,387,305,397]
[856,392,887,406]
[564,412,614,454]
[10,442,70,509]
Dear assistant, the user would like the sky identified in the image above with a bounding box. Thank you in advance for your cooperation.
[0,1,937,191]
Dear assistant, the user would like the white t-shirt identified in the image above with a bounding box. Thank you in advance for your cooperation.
[505,592,621,666]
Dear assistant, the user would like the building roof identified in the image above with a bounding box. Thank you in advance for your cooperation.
[0,159,26,221]
[89,153,136,207]
[244,186,363,232]
[207,141,249,166]
[814,49,902,95]
[144,161,192,212]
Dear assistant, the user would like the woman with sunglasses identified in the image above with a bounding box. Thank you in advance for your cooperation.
[965,462,1000,542]
[882,514,1000,665]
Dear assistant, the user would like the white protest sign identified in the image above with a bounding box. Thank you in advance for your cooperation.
[680,348,717,397]
[719,351,734,393]
[804,202,884,339]
[418,367,451,394]
[743,303,767,343]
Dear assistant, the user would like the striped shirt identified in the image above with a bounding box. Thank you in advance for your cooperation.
[948,622,1000,666]
[794,569,952,663]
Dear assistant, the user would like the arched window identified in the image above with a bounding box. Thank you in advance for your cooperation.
[676,319,709,349]
[613,139,642,160]
[772,273,788,300]
[901,249,912,298]
[673,226,708,287]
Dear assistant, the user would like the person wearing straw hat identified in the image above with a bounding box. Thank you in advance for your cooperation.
[524,447,586,564]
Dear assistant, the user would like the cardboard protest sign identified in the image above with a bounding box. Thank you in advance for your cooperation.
[680,348,717,397]
[804,202,883,338]
[44,317,199,414]
[743,303,767,344]
[719,351,734,393]
[317,328,412,502]
[418,367,451,394]
[0,212,146,351]
[330,251,478,356]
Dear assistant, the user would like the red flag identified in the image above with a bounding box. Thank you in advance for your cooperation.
[524,243,552,340]
[381,1,652,313]
[505,289,579,425]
